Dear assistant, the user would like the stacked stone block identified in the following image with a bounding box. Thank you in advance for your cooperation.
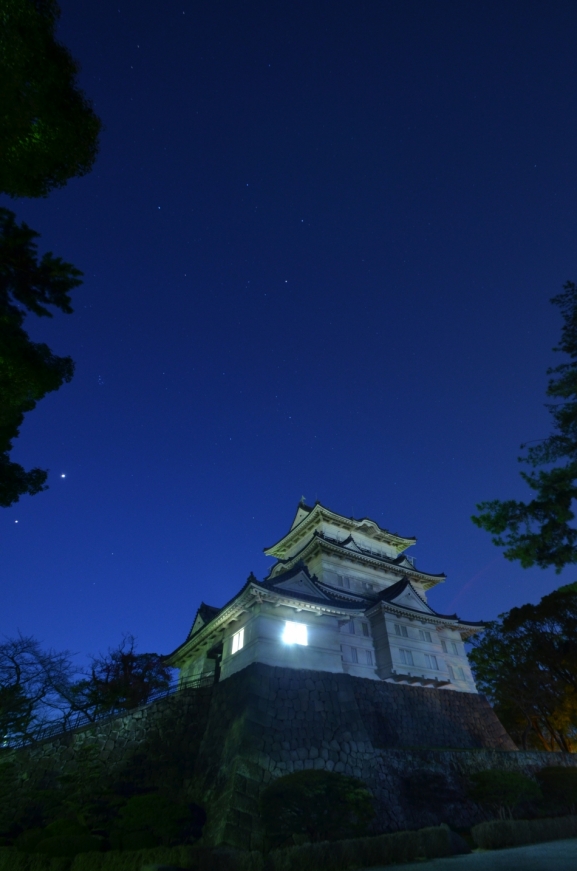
[8,664,577,851]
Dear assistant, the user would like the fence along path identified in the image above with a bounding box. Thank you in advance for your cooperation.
[7,673,214,748]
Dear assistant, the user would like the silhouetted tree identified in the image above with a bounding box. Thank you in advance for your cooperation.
[469,583,577,751]
[0,0,101,198]
[473,282,577,571]
[70,636,173,719]
[0,209,82,505]
[0,634,74,742]
[0,1,101,506]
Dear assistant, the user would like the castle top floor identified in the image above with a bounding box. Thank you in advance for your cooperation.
[264,501,446,595]
[264,501,416,562]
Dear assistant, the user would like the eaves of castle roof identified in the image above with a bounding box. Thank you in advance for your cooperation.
[264,501,417,557]
[165,570,483,668]
[266,529,445,590]
[164,568,371,667]
[367,577,485,639]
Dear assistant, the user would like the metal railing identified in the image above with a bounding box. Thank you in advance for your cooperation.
[4,674,215,749]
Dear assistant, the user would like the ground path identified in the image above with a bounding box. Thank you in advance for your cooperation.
[369,838,577,871]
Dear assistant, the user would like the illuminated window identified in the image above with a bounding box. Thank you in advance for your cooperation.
[283,621,308,646]
[231,628,244,655]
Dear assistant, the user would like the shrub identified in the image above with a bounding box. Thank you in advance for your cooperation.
[403,771,458,808]
[15,828,48,853]
[259,770,374,849]
[109,793,204,850]
[36,836,104,857]
[472,814,577,850]
[44,822,89,838]
[467,769,541,819]
[535,767,577,814]
[265,825,451,871]
[70,846,263,871]
[0,848,72,871]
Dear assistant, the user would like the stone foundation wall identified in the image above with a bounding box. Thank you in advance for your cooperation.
[7,684,213,805]
[8,664,577,851]
[193,663,577,848]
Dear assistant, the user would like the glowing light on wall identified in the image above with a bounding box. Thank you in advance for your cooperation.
[231,627,244,654]
[283,621,308,646]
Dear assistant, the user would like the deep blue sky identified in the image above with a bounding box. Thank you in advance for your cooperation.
[2,0,577,665]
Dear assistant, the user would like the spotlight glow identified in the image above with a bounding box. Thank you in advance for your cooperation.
[282,621,307,646]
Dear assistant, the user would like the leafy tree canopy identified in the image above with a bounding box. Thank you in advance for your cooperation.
[473,282,577,571]
[0,0,101,198]
[0,207,82,506]
[468,584,577,752]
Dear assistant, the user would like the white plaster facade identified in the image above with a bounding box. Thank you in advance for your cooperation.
[167,502,482,693]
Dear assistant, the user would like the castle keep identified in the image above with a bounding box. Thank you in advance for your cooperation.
[19,502,576,851]
[167,501,482,691]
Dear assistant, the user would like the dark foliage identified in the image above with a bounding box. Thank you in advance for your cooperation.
[110,793,205,850]
[467,770,541,820]
[403,771,459,809]
[69,636,173,719]
[535,767,577,815]
[468,583,577,751]
[0,0,101,198]
[473,281,577,571]
[259,769,375,849]
[0,208,81,505]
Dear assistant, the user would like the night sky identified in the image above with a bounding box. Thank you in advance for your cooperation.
[2,0,577,666]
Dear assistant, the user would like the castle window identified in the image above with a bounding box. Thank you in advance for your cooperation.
[457,666,466,680]
[350,647,358,663]
[399,648,414,666]
[364,649,373,665]
[231,628,244,655]
[348,621,355,634]
[447,663,455,680]
[395,624,408,638]
[424,654,438,670]
[443,638,459,655]
[361,623,369,637]
[283,621,308,646]
[418,629,432,643]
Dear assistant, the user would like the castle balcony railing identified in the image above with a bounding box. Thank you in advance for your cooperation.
[3,673,214,750]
